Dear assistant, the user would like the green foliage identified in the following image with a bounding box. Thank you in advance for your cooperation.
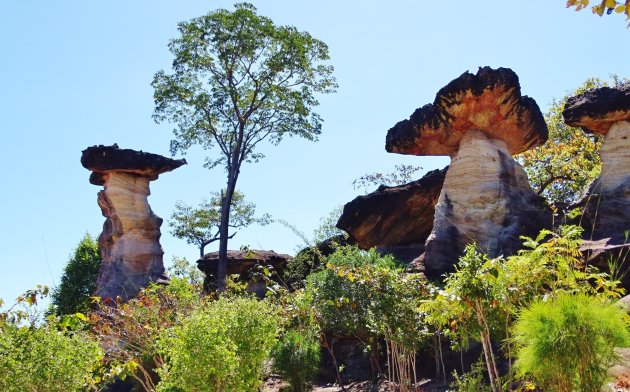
[90,278,201,391]
[280,206,348,290]
[449,360,492,392]
[153,2,336,290]
[513,293,630,391]
[51,233,101,315]
[519,76,628,207]
[304,246,400,336]
[271,328,321,392]
[157,295,279,392]
[168,256,204,286]
[169,191,271,257]
[423,225,625,391]
[0,290,103,392]
[0,323,103,392]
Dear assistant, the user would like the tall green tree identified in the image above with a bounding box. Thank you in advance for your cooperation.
[51,233,101,315]
[169,190,271,258]
[153,3,337,291]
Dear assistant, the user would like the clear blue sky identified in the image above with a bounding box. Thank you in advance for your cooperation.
[0,1,628,305]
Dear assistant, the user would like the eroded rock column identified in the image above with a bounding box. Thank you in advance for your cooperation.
[82,145,186,300]
[563,84,630,243]
[385,67,551,278]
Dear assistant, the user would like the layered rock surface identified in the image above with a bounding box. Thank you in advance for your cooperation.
[197,249,291,296]
[82,145,186,300]
[564,84,630,243]
[422,131,550,277]
[336,168,446,263]
[386,67,551,277]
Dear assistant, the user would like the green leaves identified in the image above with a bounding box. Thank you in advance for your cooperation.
[518,77,627,207]
[513,293,630,391]
[157,296,280,392]
[153,2,337,164]
[169,190,271,256]
[51,233,101,316]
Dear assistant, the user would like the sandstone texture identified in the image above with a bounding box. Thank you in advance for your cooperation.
[336,168,446,263]
[82,145,186,300]
[423,131,551,277]
[564,84,630,244]
[197,249,291,296]
[386,67,547,157]
[563,83,630,135]
[386,67,551,278]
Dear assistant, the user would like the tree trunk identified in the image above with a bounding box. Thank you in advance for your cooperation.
[217,167,239,292]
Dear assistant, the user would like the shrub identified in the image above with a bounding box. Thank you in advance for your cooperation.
[272,328,321,392]
[449,360,492,392]
[157,295,279,392]
[90,277,201,391]
[0,321,103,392]
[304,246,400,336]
[513,293,630,391]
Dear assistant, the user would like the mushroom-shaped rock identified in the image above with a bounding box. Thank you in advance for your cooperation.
[82,145,186,300]
[197,250,291,297]
[336,167,446,264]
[387,67,552,278]
[564,83,630,243]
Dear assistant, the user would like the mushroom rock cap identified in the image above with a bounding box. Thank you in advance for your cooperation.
[562,83,630,135]
[386,67,548,156]
[336,167,447,249]
[81,144,187,185]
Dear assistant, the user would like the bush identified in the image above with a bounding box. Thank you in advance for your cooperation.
[90,277,202,391]
[52,233,101,315]
[304,246,400,336]
[157,295,279,392]
[513,293,630,391]
[0,322,103,392]
[272,328,321,392]
[449,360,492,392]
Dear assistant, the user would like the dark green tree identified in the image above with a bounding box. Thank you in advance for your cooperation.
[169,190,271,258]
[51,233,101,315]
[153,2,337,291]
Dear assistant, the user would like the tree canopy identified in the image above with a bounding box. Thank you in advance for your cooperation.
[169,190,271,258]
[153,2,337,290]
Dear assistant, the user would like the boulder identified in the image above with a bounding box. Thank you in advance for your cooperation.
[336,168,446,263]
[386,67,552,278]
[564,83,630,244]
[197,249,291,296]
[82,145,186,300]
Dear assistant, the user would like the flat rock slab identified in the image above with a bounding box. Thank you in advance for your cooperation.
[337,168,447,250]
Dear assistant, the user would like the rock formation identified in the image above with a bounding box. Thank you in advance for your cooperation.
[563,83,630,244]
[197,249,291,296]
[336,167,446,264]
[82,145,186,300]
[386,67,552,278]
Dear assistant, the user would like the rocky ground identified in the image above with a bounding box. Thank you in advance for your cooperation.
[262,375,448,392]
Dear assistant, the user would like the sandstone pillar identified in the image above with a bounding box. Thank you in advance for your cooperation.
[81,145,186,300]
